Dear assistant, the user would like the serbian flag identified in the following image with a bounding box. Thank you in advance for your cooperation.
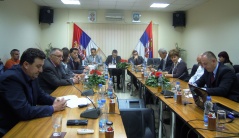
[72,23,106,61]
[135,21,153,61]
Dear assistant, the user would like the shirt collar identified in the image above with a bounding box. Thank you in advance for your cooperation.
[49,58,56,67]
[213,62,219,76]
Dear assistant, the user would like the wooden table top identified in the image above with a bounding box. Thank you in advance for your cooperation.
[128,68,239,138]
[4,84,126,138]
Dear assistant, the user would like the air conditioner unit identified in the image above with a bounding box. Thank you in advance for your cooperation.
[105,12,124,21]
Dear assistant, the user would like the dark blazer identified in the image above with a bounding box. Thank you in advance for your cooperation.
[105,55,121,66]
[67,57,84,74]
[168,60,188,80]
[128,56,145,66]
[0,65,55,133]
[195,62,236,96]
[158,56,173,72]
[38,58,73,94]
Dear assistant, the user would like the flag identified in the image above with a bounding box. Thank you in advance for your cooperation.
[135,21,153,61]
[72,23,106,61]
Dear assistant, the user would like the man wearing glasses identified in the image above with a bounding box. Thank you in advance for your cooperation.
[38,48,79,94]
[84,48,103,66]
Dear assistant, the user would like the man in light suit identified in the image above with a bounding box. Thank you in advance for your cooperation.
[38,48,79,94]
[157,48,173,72]
[195,51,236,96]
[84,48,103,66]
[105,49,122,90]
[0,48,67,137]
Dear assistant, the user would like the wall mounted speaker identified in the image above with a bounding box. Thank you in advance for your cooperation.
[173,12,185,27]
[39,7,54,24]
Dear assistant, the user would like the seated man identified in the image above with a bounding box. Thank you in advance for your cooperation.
[67,48,87,74]
[0,48,67,137]
[4,49,20,71]
[195,51,236,96]
[189,54,204,84]
[84,48,103,66]
[157,48,173,72]
[38,48,79,94]
[105,49,122,90]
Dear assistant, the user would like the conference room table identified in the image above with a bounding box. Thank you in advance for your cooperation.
[128,67,239,138]
[4,84,127,138]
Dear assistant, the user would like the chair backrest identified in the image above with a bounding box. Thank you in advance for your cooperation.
[228,73,239,102]
[233,65,239,74]
[120,108,155,138]
[147,58,160,68]
[189,64,199,77]
[0,62,4,75]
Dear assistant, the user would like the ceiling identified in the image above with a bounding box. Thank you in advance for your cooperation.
[32,0,209,12]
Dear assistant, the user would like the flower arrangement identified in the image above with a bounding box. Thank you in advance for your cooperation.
[85,68,106,89]
[145,71,172,90]
[116,59,130,69]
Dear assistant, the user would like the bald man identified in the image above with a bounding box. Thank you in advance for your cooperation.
[195,51,236,96]
[189,54,204,84]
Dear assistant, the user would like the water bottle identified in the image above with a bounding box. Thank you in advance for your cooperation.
[104,63,109,80]
[107,78,114,98]
[157,74,163,93]
[174,81,180,102]
[204,96,213,126]
[97,84,104,108]
[99,99,108,133]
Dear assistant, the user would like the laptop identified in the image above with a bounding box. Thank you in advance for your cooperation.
[161,90,174,98]
[188,84,208,109]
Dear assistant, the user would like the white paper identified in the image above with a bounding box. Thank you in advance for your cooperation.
[59,95,91,108]
[108,64,116,68]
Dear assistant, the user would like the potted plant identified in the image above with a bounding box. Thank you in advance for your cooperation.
[145,72,172,91]
[85,69,106,90]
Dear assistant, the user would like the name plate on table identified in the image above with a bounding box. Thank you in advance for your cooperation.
[88,65,97,70]
[108,64,116,68]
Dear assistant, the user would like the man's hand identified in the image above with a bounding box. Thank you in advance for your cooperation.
[74,58,81,63]
[73,78,79,84]
[53,98,67,112]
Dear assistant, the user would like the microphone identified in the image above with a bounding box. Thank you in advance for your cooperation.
[67,80,101,119]
[67,80,94,96]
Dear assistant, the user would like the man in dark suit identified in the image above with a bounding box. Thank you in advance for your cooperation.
[38,48,79,94]
[195,51,236,96]
[68,48,87,74]
[157,48,173,72]
[0,48,67,137]
[105,49,122,90]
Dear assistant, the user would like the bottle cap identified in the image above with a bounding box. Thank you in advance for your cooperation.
[109,78,112,81]
[176,81,180,85]
[206,96,211,101]
[99,84,102,87]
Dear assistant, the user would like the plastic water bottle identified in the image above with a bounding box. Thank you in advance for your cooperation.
[204,96,213,126]
[107,78,114,98]
[104,63,109,80]
[97,84,104,108]
[99,99,108,133]
[174,81,180,102]
[157,74,163,93]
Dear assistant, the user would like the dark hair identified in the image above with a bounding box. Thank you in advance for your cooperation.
[70,48,78,53]
[20,48,46,65]
[91,48,96,51]
[112,49,118,54]
[132,50,137,55]
[169,49,180,57]
[62,47,70,62]
[10,49,19,55]
[218,51,233,65]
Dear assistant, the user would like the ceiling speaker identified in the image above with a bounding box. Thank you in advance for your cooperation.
[173,12,185,27]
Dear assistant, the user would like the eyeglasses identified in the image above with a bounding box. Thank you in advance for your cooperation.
[52,54,63,59]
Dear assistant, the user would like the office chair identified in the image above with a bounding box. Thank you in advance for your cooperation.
[120,108,156,138]
[228,73,239,102]
[189,64,199,77]
[233,65,239,74]
[147,58,160,69]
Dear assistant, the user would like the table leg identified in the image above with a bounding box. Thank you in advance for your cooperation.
[171,111,176,138]
[122,69,125,93]
[158,100,163,138]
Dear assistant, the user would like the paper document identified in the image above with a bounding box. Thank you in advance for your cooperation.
[59,95,91,108]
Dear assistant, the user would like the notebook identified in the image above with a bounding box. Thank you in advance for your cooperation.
[188,84,208,109]
[161,90,174,98]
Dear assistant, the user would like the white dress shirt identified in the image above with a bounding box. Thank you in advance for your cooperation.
[189,65,204,84]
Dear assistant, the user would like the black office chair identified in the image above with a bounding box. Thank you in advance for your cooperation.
[147,58,160,69]
[120,108,156,138]
[189,64,199,77]
[228,73,239,102]
[233,65,239,74]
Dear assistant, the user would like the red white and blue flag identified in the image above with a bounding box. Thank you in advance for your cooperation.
[135,21,153,60]
[72,23,106,61]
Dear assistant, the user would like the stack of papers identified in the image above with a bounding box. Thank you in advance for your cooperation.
[59,95,91,108]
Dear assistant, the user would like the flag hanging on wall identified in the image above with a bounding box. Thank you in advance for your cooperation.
[72,23,106,61]
[135,21,153,60]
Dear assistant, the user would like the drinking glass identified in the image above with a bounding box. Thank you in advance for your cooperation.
[217,110,226,131]
[52,114,62,137]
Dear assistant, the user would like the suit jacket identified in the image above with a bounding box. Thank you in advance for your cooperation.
[158,56,173,72]
[85,55,102,66]
[0,65,55,133]
[168,60,188,80]
[67,57,84,74]
[105,55,121,66]
[195,62,236,96]
[60,62,74,77]
[128,56,145,65]
[38,58,73,94]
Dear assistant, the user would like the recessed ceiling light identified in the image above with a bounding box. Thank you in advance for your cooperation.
[61,0,80,5]
[150,3,169,8]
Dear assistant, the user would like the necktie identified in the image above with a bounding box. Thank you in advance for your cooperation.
[162,60,165,70]
[211,72,215,84]
[113,58,116,64]
[135,58,138,65]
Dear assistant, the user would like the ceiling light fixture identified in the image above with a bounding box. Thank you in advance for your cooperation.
[61,0,80,5]
[150,3,169,8]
